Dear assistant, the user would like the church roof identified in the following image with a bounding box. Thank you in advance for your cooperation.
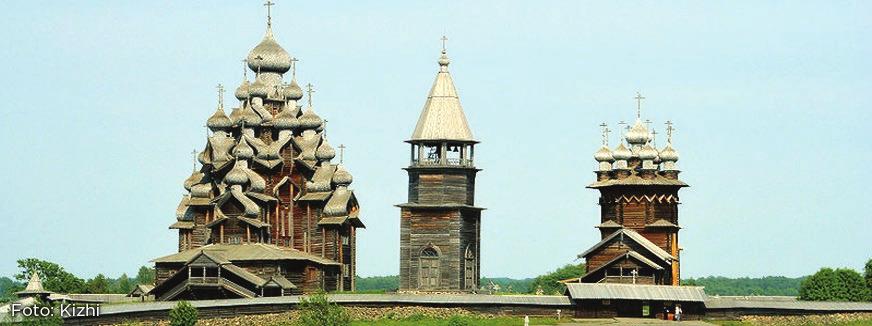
[588,174,688,188]
[16,273,52,296]
[152,243,339,266]
[577,228,675,262]
[646,219,680,228]
[410,49,474,142]
[565,283,707,302]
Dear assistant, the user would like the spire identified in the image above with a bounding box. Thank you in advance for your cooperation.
[410,37,474,142]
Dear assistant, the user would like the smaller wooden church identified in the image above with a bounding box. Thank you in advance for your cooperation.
[571,95,686,286]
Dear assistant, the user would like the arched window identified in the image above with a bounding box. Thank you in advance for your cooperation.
[464,246,476,290]
[419,247,440,289]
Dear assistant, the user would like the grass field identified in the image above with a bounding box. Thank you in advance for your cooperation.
[349,315,560,326]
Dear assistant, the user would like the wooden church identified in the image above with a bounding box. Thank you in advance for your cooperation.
[397,41,484,292]
[572,95,686,285]
[150,4,364,301]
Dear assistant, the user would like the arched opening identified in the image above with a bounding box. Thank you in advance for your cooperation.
[419,247,440,290]
[464,246,476,290]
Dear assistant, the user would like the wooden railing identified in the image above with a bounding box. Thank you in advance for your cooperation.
[412,158,474,167]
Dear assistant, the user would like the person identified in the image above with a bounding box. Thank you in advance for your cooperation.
[675,304,682,321]
[663,306,669,320]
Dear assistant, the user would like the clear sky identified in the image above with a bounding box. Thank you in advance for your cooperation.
[1,1,870,280]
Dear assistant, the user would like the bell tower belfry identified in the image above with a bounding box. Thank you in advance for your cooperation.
[398,38,483,292]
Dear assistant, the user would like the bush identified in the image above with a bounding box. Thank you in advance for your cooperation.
[447,315,469,326]
[297,292,350,326]
[169,301,198,326]
[800,268,872,302]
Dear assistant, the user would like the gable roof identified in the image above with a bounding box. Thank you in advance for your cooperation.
[579,251,665,283]
[152,243,339,266]
[578,228,674,262]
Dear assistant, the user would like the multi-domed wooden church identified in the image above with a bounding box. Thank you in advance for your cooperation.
[571,97,686,285]
[150,5,363,301]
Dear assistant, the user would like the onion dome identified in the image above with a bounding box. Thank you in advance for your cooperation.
[316,138,336,161]
[248,77,270,99]
[594,145,614,162]
[273,105,299,129]
[225,161,250,186]
[207,107,233,130]
[625,119,650,145]
[438,50,450,67]
[229,107,243,124]
[191,183,212,198]
[659,143,679,162]
[235,80,250,101]
[332,164,353,186]
[245,169,266,192]
[183,171,204,191]
[239,104,263,126]
[232,137,254,159]
[284,80,303,101]
[246,28,291,74]
[612,143,632,161]
[639,143,658,160]
[298,106,323,130]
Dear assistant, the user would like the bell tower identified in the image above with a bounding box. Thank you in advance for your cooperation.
[398,38,483,292]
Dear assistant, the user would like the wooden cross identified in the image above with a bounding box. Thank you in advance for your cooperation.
[630,269,638,284]
[216,84,225,109]
[190,149,198,171]
[441,35,448,51]
[240,59,248,79]
[644,119,652,129]
[599,122,610,146]
[634,91,646,119]
[650,130,658,146]
[290,57,299,78]
[665,120,675,143]
[264,1,275,27]
[338,144,346,163]
[305,83,314,107]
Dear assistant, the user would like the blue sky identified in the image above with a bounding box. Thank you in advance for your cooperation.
[0,1,869,280]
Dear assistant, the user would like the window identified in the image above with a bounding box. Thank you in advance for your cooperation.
[419,247,439,289]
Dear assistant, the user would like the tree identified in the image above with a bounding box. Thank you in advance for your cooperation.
[136,266,155,286]
[297,292,350,326]
[115,273,133,294]
[800,267,871,302]
[169,301,198,326]
[15,258,87,294]
[87,274,110,294]
[528,263,586,295]
[865,258,872,292]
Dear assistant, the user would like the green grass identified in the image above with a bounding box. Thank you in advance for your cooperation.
[350,315,560,326]
[707,318,872,326]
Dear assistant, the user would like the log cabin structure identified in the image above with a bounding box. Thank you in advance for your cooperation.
[573,94,686,286]
[397,39,483,292]
[150,4,364,301]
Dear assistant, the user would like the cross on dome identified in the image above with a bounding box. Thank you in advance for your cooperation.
[264,1,275,28]
[634,91,646,119]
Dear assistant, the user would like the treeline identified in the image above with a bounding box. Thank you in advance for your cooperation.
[0,258,155,302]
[681,276,805,296]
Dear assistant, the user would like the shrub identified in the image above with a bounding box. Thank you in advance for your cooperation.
[168,301,198,326]
[800,268,872,302]
[447,315,469,326]
[297,292,350,326]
